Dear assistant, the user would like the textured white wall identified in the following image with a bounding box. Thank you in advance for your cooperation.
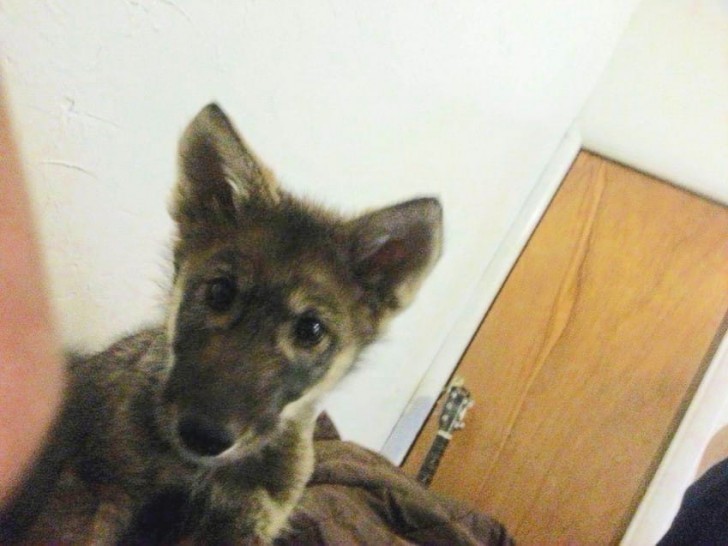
[580,0,728,205]
[1,1,638,450]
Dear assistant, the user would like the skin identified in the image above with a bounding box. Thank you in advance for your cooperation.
[697,424,728,478]
[0,82,65,505]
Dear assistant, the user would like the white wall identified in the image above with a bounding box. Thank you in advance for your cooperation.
[0,1,638,452]
[580,0,728,205]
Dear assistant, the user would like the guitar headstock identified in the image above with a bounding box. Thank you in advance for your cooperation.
[439,379,474,435]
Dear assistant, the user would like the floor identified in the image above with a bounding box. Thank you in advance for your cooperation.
[402,151,728,544]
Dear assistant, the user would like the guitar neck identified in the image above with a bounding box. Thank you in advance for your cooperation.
[416,432,451,487]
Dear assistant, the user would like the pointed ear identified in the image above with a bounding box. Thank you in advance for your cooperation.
[171,103,279,231]
[348,197,443,311]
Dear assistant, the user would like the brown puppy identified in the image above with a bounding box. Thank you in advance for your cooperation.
[1,104,443,544]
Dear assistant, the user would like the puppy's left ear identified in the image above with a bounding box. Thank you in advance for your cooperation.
[348,197,443,311]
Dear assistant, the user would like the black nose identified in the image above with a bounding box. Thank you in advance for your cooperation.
[177,415,235,457]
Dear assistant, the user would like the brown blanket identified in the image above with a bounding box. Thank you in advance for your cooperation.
[274,415,513,545]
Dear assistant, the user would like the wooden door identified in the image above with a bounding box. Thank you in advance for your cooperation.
[403,151,728,544]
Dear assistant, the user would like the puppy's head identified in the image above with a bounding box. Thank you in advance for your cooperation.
[162,104,442,463]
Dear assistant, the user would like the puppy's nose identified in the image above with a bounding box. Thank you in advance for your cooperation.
[177,414,235,457]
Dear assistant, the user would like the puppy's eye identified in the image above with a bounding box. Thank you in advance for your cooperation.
[205,278,237,312]
[293,314,326,348]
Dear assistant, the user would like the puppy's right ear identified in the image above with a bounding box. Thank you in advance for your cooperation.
[171,104,279,233]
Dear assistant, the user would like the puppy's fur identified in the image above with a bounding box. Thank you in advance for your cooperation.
[1,104,442,544]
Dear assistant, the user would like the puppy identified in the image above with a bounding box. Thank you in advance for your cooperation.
[1,104,442,544]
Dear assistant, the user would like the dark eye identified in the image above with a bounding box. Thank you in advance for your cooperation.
[294,314,326,348]
[205,278,237,312]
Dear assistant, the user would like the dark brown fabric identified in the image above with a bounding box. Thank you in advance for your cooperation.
[274,415,513,545]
